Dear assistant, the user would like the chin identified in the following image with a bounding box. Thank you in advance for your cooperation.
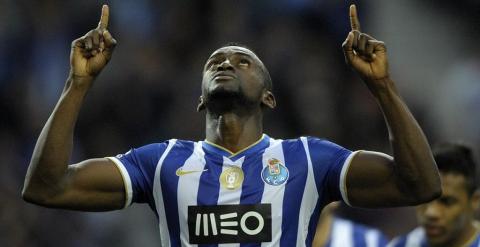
[208,85,242,100]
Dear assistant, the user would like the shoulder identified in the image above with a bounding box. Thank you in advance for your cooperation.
[274,136,343,148]
[388,227,424,247]
[334,217,385,235]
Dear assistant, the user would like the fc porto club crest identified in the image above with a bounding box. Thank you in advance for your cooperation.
[261,158,289,186]
[220,166,244,190]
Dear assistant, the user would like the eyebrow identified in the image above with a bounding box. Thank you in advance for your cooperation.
[207,51,254,60]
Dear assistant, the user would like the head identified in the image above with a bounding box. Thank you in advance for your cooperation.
[416,143,479,247]
[197,44,276,115]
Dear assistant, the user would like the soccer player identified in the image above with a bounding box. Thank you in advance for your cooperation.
[313,202,388,247]
[22,4,441,246]
[388,144,480,247]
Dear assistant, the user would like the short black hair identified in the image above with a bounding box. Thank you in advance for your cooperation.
[220,42,273,91]
[433,143,477,195]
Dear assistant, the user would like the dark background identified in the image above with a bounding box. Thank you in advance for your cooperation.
[1,0,479,246]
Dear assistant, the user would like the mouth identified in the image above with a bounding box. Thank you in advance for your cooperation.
[213,72,236,81]
[423,224,445,238]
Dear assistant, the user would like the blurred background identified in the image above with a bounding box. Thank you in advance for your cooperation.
[1,0,479,246]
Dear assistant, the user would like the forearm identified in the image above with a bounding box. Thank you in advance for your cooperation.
[23,75,92,200]
[373,78,441,201]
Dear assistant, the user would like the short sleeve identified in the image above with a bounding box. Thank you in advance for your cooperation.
[307,137,358,205]
[107,142,169,209]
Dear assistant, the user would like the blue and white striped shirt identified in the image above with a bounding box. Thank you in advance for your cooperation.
[388,227,480,247]
[109,134,357,246]
[325,217,388,247]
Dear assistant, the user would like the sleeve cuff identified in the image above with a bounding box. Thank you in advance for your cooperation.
[107,157,133,208]
[339,150,361,206]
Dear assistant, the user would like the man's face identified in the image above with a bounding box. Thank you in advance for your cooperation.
[416,173,477,246]
[201,46,267,108]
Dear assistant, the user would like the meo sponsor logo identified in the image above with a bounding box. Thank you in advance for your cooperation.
[188,204,272,244]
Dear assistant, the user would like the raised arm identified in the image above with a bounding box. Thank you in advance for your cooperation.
[22,5,124,211]
[341,5,441,207]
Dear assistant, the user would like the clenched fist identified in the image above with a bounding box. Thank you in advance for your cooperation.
[342,5,390,87]
[70,5,117,80]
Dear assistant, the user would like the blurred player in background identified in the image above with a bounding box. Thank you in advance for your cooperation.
[313,202,388,247]
[22,4,441,246]
[389,143,479,247]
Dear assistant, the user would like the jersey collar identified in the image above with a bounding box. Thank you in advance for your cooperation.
[202,134,270,160]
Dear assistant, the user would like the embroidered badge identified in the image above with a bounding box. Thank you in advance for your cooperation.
[220,166,244,190]
[261,158,289,186]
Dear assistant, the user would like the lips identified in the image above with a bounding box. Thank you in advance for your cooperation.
[424,224,445,238]
[213,72,236,80]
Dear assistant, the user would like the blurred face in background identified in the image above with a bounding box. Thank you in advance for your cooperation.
[416,172,479,247]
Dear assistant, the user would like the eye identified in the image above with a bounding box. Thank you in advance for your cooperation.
[239,58,250,66]
[438,197,456,206]
[206,59,220,69]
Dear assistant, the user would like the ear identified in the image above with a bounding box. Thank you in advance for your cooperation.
[197,96,205,112]
[261,90,276,109]
[471,189,480,211]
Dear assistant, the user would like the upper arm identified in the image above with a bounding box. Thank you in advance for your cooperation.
[44,158,127,211]
[36,141,169,211]
[345,151,414,207]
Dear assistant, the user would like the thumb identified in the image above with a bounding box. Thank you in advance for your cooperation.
[342,32,355,64]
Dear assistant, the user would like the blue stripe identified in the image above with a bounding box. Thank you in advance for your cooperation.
[280,139,309,246]
[305,201,323,247]
[197,148,223,247]
[239,148,268,247]
[391,236,407,247]
[352,223,367,247]
[470,234,480,247]
[160,140,195,247]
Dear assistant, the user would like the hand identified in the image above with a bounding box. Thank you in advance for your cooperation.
[70,5,117,81]
[342,5,389,84]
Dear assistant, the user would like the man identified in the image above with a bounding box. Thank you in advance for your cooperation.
[22,4,441,246]
[388,144,480,247]
[313,202,388,247]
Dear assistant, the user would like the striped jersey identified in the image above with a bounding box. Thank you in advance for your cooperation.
[388,227,480,247]
[109,134,357,246]
[325,217,388,247]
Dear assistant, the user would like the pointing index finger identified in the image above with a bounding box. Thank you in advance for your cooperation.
[349,4,361,31]
[97,4,109,30]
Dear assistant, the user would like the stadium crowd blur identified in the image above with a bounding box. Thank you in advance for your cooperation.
[1,0,479,246]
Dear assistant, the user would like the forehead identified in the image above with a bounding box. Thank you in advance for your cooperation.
[208,46,261,61]
[440,172,469,196]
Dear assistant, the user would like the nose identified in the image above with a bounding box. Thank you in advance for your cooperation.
[217,59,234,71]
[423,201,442,221]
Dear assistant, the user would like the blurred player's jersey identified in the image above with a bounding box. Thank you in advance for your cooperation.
[109,134,356,246]
[324,217,388,247]
[388,227,480,247]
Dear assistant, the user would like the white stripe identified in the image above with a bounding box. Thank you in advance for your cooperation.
[331,218,353,247]
[296,137,320,246]
[106,157,133,208]
[203,214,209,236]
[218,156,245,247]
[153,139,177,247]
[177,141,206,247]
[220,212,238,219]
[365,229,379,247]
[261,138,285,247]
[210,213,218,235]
[195,214,201,236]
[221,229,238,235]
[339,150,361,206]
[405,227,425,247]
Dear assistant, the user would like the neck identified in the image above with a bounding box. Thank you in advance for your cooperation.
[205,110,263,153]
